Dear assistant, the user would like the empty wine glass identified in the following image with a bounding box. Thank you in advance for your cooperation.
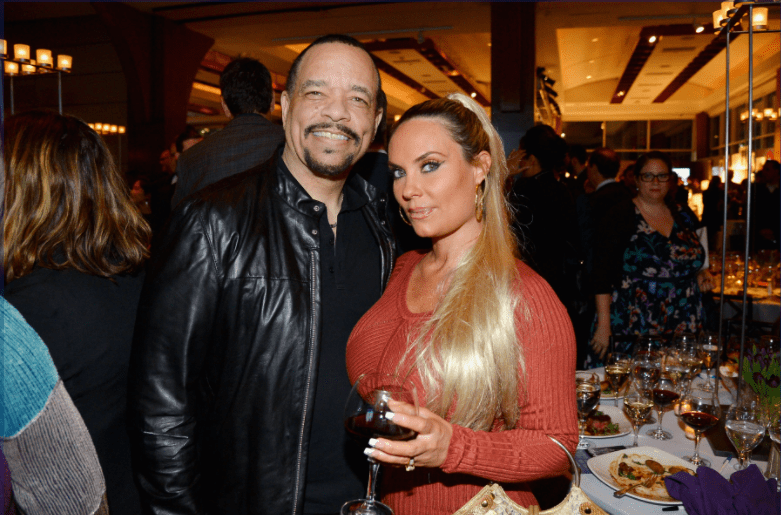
[725,401,765,471]
[632,335,665,359]
[662,350,688,388]
[631,352,661,390]
[647,374,679,440]
[679,386,722,467]
[623,381,654,447]
[765,408,780,489]
[342,373,418,515]
[698,332,720,392]
[604,352,631,407]
[576,372,600,450]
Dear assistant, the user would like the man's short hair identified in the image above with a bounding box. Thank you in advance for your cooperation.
[588,147,620,179]
[568,144,587,165]
[220,58,274,115]
[285,34,382,109]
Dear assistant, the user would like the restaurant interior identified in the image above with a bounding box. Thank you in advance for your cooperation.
[3,2,780,514]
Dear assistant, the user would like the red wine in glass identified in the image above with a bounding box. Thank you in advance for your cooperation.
[345,412,416,444]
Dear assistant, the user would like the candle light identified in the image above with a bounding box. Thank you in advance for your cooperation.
[110,125,118,133]
[57,54,72,71]
[22,63,36,75]
[14,44,30,62]
[36,49,53,68]
[752,7,768,30]
[95,123,103,132]
[4,61,19,75]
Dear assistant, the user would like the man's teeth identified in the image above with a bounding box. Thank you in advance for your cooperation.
[313,131,349,141]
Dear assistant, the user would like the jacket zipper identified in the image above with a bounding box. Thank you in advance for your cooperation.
[292,251,318,515]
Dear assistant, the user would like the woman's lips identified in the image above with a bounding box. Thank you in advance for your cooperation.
[408,207,432,220]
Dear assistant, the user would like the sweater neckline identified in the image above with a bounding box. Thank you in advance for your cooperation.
[397,251,435,318]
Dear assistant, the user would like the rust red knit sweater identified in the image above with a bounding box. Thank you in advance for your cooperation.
[345,251,579,515]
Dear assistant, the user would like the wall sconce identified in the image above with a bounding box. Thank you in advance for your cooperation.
[22,61,37,75]
[713,10,725,30]
[110,125,118,133]
[1,40,7,59]
[13,44,30,62]
[4,61,19,75]
[752,7,768,30]
[721,1,735,19]
[57,55,72,72]
[118,126,126,134]
[36,49,52,68]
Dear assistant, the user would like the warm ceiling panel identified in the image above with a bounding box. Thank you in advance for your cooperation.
[624,34,711,104]
[374,49,464,99]
[557,27,640,94]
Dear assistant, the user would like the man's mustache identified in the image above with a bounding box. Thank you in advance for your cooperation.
[304,123,359,142]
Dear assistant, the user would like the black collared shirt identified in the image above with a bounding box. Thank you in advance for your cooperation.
[276,160,382,514]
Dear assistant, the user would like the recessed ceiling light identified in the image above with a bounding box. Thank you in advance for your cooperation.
[586,75,592,79]
[649,35,657,43]
[617,91,625,97]
[470,92,477,98]
[695,25,705,33]
[592,38,599,43]
[589,60,595,64]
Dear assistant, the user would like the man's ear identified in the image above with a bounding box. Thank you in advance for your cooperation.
[374,108,383,138]
[220,97,232,119]
[280,91,290,128]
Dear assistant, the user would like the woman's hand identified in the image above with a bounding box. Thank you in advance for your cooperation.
[697,270,714,292]
[366,399,453,469]
[591,322,611,360]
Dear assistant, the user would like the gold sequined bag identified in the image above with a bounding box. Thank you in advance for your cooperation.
[453,437,606,515]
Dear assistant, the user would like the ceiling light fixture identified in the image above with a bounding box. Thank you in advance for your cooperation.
[470,92,477,98]
[592,38,599,42]
[649,35,658,43]
[617,91,625,97]
[695,24,705,33]
[586,75,592,79]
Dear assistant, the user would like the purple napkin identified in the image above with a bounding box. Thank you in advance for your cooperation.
[664,464,780,515]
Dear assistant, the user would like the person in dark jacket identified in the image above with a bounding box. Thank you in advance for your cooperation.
[128,35,395,515]
[171,57,285,207]
[3,110,151,515]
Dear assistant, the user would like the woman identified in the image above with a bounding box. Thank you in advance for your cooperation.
[345,94,578,514]
[4,111,151,515]
[589,151,712,362]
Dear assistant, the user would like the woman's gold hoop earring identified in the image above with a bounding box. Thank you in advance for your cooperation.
[475,182,486,223]
[399,205,412,226]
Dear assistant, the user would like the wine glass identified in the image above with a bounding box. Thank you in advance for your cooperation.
[647,374,679,440]
[662,350,688,388]
[698,332,720,392]
[576,372,600,450]
[725,401,765,471]
[631,352,661,390]
[765,409,780,489]
[676,340,703,393]
[604,353,631,407]
[623,381,654,447]
[342,373,418,515]
[632,335,665,359]
[679,386,722,467]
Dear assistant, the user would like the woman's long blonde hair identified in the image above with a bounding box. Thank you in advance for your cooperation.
[4,111,151,283]
[391,94,525,431]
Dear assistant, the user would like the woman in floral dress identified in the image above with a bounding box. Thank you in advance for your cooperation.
[588,151,713,365]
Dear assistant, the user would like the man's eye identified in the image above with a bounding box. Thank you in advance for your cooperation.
[352,97,369,106]
[305,91,322,97]
[422,161,441,173]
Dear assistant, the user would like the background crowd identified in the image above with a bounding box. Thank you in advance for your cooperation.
[1,32,777,515]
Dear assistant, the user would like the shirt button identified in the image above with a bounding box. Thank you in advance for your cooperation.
[312,229,318,236]
[313,205,320,212]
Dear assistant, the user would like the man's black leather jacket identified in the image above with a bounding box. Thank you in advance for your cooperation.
[128,151,395,515]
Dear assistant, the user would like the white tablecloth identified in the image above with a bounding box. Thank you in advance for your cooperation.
[579,371,770,515]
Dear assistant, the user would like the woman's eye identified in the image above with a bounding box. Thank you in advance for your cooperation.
[390,167,405,180]
[422,161,441,173]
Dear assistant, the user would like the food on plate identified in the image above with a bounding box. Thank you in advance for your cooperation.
[609,453,695,501]
[585,411,621,436]
[601,380,615,396]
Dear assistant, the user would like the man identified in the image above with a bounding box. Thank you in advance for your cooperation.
[753,159,780,250]
[128,35,394,515]
[586,147,631,229]
[171,57,285,207]
[566,143,589,196]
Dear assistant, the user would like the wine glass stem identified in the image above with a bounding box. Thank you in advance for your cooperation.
[632,424,640,447]
[693,432,702,460]
[366,459,382,502]
[656,409,665,432]
[737,451,748,469]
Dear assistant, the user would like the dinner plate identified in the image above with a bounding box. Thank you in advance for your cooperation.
[583,405,632,439]
[587,446,696,505]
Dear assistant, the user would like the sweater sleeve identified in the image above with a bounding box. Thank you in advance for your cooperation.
[440,267,579,482]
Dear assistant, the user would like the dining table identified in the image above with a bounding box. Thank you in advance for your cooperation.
[577,369,772,515]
